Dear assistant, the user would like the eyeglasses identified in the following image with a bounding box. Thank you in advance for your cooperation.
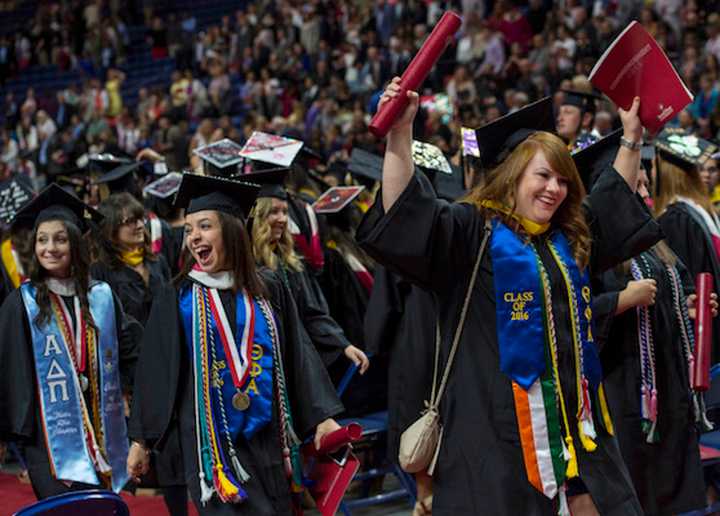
[120,215,143,226]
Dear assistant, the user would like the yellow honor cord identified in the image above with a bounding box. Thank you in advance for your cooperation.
[598,383,615,436]
[480,200,551,236]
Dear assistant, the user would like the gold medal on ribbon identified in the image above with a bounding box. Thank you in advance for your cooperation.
[232,391,250,411]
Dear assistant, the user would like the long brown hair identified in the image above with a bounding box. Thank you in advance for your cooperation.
[653,156,714,216]
[462,131,592,269]
[176,211,267,298]
[28,219,95,328]
[94,192,157,269]
[251,197,303,272]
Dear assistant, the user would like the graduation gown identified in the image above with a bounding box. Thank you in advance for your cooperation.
[364,265,435,461]
[90,256,172,326]
[357,169,662,515]
[128,271,343,515]
[279,264,351,367]
[597,249,704,515]
[0,283,140,499]
[658,202,720,363]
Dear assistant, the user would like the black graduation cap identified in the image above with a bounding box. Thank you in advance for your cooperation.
[234,168,289,200]
[143,172,183,200]
[173,173,260,220]
[560,89,602,114]
[654,128,718,173]
[13,183,102,233]
[348,148,383,182]
[571,129,622,192]
[93,161,144,188]
[84,152,133,175]
[474,96,556,171]
[433,164,466,200]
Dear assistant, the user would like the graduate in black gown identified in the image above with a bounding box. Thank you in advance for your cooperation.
[652,129,720,362]
[127,174,344,515]
[358,79,662,515]
[583,143,709,514]
[0,184,140,500]
[244,169,369,374]
[90,191,187,515]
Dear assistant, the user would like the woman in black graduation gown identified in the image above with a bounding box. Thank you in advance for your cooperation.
[90,191,187,515]
[246,170,369,373]
[652,129,720,362]
[91,192,172,325]
[597,165,708,515]
[127,174,344,515]
[0,184,140,499]
[358,80,662,515]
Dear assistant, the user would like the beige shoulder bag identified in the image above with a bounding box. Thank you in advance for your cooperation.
[399,220,492,474]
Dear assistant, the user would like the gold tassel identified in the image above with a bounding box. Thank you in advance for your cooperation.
[216,464,239,501]
[577,420,597,452]
[598,384,615,436]
[564,436,579,478]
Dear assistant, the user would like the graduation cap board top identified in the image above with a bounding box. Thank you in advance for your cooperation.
[461,127,480,157]
[193,138,245,170]
[13,183,102,232]
[93,161,143,185]
[474,96,556,170]
[239,131,304,168]
[571,128,622,192]
[0,174,34,225]
[412,140,452,175]
[348,148,383,182]
[173,173,261,220]
[144,172,183,199]
[312,186,365,214]
[655,128,718,172]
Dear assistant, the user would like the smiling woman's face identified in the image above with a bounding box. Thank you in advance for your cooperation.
[35,220,71,278]
[514,151,569,224]
[184,210,227,273]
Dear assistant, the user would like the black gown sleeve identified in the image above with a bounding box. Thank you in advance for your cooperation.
[111,290,141,394]
[363,265,403,356]
[583,166,664,273]
[0,289,35,439]
[659,206,712,282]
[357,173,478,292]
[289,267,351,365]
[128,284,182,445]
[264,271,344,437]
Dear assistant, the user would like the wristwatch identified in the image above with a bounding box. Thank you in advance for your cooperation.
[619,137,641,151]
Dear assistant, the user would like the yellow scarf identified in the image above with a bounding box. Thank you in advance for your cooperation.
[120,248,144,267]
[480,200,550,236]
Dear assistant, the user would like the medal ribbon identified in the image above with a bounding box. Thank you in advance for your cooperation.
[147,212,163,255]
[206,288,254,389]
[51,293,86,373]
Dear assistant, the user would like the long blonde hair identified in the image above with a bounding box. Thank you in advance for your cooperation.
[653,156,714,215]
[251,197,304,272]
[462,131,592,270]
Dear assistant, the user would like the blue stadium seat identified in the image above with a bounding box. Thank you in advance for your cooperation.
[13,489,129,516]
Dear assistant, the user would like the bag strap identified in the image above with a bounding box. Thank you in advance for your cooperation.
[429,219,492,408]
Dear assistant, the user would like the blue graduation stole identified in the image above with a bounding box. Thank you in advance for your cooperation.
[21,281,129,492]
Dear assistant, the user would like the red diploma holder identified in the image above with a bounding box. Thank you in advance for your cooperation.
[303,424,363,516]
[369,11,462,138]
[693,273,714,391]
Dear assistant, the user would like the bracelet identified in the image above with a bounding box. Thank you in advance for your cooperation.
[620,136,641,151]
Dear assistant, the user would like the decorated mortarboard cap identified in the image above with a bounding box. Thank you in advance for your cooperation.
[655,128,718,173]
[560,89,602,113]
[81,152,133,173]
[0,173,35,226]
[143,172,183,199]
[572,129,622,192]
[412,140,452,175]
[348,148,383,182]
[173,173,260,220]
[474,96,556,170]
[312,186,365,214]
[13,183,102,232]
[239,131,304,168]
[193,138,244,177]
[235,168,289,200]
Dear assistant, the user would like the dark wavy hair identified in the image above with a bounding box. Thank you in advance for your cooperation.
[95,192,157,269]
[176,211,267,298]
[28,219,95,328]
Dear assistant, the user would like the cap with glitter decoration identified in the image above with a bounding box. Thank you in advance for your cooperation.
[654,128,718,173]
[571,129,622,192]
